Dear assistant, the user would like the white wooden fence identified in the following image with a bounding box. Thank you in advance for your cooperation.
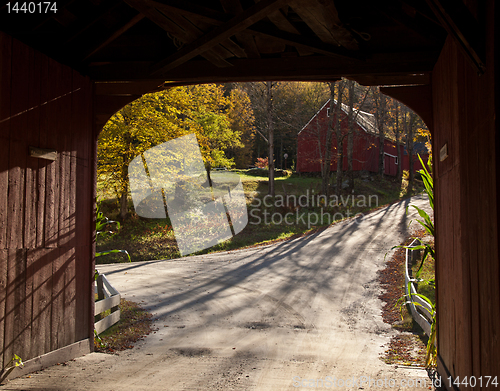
[405,239,434,336]
[94,273,121,335]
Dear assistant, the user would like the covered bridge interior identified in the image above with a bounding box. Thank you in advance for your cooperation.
[0,0,498,388]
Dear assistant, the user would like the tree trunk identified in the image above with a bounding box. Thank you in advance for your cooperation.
[206,166,213,188]
[321,84,335,195]
[267,81,275,196]
[395,103,402,181]
[119,186,128,220]
[407,112,416,191]
[347,80,355,191]
[377,92,386,178]
[334,81,345,197]
[119,130,132,220]
[280,136,283,169]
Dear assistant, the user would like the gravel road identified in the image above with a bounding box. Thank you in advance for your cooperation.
[5,195,433,391]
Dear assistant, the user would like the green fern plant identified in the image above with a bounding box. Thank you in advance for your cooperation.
[95,200,131,262]
[0,354,24,383]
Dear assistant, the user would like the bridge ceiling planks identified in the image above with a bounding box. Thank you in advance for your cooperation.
[0,0,447,91]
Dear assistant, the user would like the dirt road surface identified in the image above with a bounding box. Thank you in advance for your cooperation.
[5,196,434,390]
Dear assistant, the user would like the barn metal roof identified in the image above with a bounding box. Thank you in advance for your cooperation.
[298,99,376,135]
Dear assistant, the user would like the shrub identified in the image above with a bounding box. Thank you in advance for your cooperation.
[255,157,268,169]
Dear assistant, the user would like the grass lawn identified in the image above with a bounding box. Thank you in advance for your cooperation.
[94,299,153,353]
[96,170,424,264]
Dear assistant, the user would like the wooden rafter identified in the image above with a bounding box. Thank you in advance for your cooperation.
[185,0,259,58]
[219,0,243,15]
[32,0,77,31]
[83,13,145,60]
[167,12,246,58]
[124,0,233,68]
[63,1,122,45]
[425,0,485,74]
[151,0,230,24]
[248,21,361,59]
[151,1,359,60]
[380,5,445,42]
[254,1,304,54]
[267,8,300,35]
[160,11,234,59]
[149,0,292,76]
[289,0,358,50]
[152,0,261,57]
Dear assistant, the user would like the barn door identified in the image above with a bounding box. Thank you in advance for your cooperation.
[384,154,397,176]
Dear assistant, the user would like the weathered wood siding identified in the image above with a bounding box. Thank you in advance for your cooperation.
[0,32,94,368]
[432,7,499,388]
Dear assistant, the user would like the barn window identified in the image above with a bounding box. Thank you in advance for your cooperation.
[326,108,330,117]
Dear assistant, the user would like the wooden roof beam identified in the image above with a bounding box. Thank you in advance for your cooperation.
[152,2,356,60]
[63,1,122,45]
[32,0,76,31]
[151,0,230,24]
[247,22,363,60]
[149,0,292,76]
[83,13,145,61]
[425,0,485,74]
[164,10,246,59]
[257,2,313,55]
[151,0,261,58]
[289,0,358,50]
[218,0,261,58]
[125,0,233,68]
[380,5,445,42]
[219,0,243,14]
[88,50,438,81]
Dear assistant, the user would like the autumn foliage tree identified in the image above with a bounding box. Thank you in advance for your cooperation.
[225,88,255,168]
[98,84,244,219]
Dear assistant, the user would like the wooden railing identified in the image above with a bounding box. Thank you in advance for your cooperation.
[405,239,434,336]
[94,273,121,335]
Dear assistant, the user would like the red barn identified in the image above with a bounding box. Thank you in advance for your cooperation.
[297,100,428,175]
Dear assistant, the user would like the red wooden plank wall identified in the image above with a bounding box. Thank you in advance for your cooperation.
[432,3,499,387]
[0,32,94,368]
[297,103,426,175]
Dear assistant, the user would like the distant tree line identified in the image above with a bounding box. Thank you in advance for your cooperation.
[98,81,430,216]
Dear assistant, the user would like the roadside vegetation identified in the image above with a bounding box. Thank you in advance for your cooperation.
[94,299,153,353]
[379,230,431,367]
[380,156,436,368]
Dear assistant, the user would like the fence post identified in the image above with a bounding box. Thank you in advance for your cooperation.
[94,273,122,335]
[96,274,104,321]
